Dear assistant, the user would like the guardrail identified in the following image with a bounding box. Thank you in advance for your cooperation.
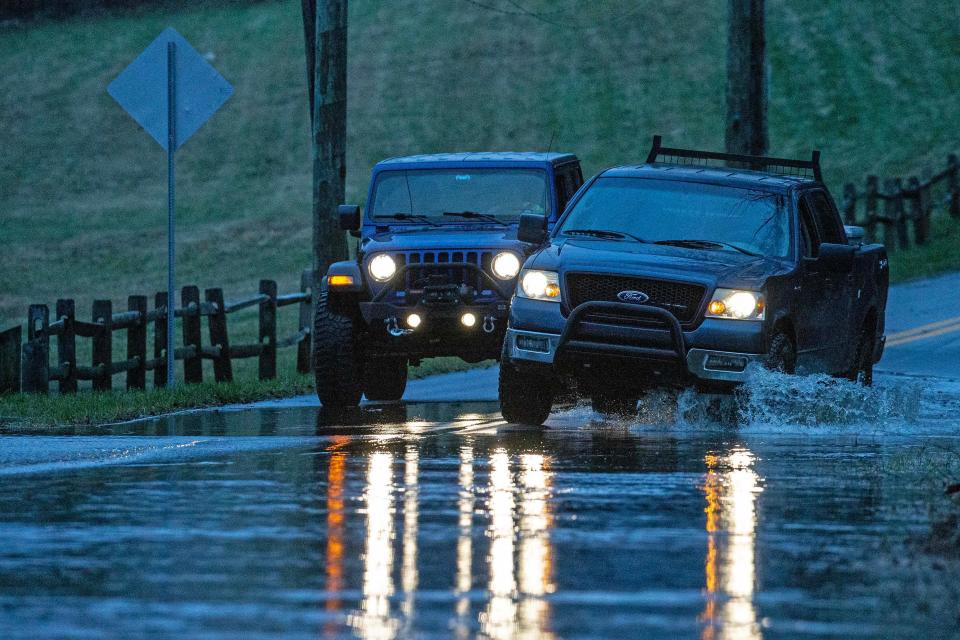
[842,153,959,251]
[0,270,314,395]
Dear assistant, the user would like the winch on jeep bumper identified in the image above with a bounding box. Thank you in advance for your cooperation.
[311,152,584,408]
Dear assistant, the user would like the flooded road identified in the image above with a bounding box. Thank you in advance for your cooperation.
[2,369,960,639]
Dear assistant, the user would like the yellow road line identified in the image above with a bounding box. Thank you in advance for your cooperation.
[886,316,960,347]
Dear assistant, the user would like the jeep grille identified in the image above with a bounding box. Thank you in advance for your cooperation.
[565,273,706,325]
[392,250,497,294]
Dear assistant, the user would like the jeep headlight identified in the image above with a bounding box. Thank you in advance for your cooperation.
[518,269,561,302]
[368,254,397,282]
[492,252,521,279]
[706,289,765,320]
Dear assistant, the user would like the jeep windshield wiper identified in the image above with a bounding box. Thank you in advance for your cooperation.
[654,239,761,257]
[563,228,649,243]
[442,211,508,226]
[373,213,438,225]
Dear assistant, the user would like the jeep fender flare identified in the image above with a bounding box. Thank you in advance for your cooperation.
[323,260,365,293]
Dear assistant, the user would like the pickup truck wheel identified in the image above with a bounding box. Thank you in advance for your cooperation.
[499,348,554,426]
[312,292,364,407]
[364,358,408,401]
[766,331,797,374]
[591,393,638,417]
[845,327,874,387]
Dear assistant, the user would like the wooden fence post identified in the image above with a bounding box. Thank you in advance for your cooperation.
[56,299,77,393]
[92,299,112,392]
[908,176,927,246]
[842,183,857,226]
[881,179,897,249]
[922,167,934,240]
[0,326,22,394]
[154,292,168,388]
[23,304,50,394]
[297,269,313,374]
[865,175,879,240]
[259,279,277,380]
[949,153,959,219]
[205,288,233,383]
[181,285,203,384]
[893,178,909,250]
[127,295,147,390]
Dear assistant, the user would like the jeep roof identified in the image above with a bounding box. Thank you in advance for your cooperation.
[376,152,578,167]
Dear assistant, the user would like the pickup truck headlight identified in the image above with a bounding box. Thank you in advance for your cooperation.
[706,289,765,320]
[492,252,521,279]
[518,269,561,302]
[368,254,397,282]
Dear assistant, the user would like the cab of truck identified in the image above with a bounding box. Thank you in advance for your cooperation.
[314,152,584,408]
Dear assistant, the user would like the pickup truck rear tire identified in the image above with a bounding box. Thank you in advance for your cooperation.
[499,348,554,426]
[766,331,797,374]
[844,326,874,386]
[312,292,364,408]
[364,358,408,401]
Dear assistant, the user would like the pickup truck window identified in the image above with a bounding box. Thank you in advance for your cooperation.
[558,177,790,258]
[370,168,548,221]
[806,190,845,245]
[798,199,818,257]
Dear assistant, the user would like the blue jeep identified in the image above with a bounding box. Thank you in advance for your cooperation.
[313,152,583,407]
[500,137,888,425]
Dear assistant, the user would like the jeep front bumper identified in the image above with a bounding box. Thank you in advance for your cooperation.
[506,300,765,384]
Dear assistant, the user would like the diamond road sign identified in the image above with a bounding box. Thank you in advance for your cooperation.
[108,27,232,151]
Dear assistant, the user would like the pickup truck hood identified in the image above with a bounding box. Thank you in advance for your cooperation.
[528,238,791,290]
[361,228,523,253]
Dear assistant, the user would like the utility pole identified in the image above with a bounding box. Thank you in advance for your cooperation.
[302,0,348,274]
[725,0,767,157]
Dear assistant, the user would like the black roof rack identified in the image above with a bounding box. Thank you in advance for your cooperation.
[645,135,822,182]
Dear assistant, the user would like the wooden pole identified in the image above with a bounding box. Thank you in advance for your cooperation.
[948,153,959,219]
[56,299,77,393]
[259,279,278,381]
[92,299,112,392]
[181,285,203,384]
[0,326,22,394]
[205,287,233,383]
[127,295,147,390]
[23,304,50,394]
[725,0,767,156]
[307,0,349,274]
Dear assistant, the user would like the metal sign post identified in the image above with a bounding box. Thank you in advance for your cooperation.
[108,28,232,387]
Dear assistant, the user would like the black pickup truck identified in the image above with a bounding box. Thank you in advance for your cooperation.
[499,137,889,425]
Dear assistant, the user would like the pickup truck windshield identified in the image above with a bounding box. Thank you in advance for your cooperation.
[370,168,548,222]
[560,178,790,258]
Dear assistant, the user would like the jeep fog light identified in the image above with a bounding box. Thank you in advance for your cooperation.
[492,252,521,279]
[368,254,397,282]
[706,288,764,321]
[406,313,422,329]
[461,312,477,327]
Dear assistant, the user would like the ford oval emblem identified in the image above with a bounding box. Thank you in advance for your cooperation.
[617,290,650,304]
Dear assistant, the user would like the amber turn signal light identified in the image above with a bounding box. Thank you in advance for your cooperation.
[708,300,726,315]
[327,274,355,287]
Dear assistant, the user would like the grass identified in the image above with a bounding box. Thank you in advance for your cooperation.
[889,215,960,284]
[1,0,958,418]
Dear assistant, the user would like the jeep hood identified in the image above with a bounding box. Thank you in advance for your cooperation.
[528,238,791,290]
[362,228,524,253]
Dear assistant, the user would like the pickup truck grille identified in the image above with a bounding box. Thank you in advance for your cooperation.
[565,273,705,324]
[391,250,496,293]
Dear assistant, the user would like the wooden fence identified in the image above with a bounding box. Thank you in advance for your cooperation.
[0,270,314,395]
[842,153,959,251]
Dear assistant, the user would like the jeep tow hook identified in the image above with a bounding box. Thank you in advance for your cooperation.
[483,316,496,334]
[385,317,414,337]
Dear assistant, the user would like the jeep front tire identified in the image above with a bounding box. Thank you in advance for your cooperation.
[364,357,408,401]
[312,292,364,407]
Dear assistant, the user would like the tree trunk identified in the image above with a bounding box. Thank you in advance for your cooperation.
[725,0,767,157]
[302,0,348,274]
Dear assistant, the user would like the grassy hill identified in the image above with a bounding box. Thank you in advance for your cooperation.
[1,0,958,331]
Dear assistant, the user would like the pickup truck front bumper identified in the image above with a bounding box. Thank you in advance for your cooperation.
[506,300,766,384]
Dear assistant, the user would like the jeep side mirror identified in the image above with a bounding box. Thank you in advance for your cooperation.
[817,242,855,272]
[517,213,548,244]
[338,204,361,231]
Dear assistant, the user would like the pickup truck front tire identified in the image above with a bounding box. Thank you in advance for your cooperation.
[499,344,554,426]
[766,331,797,374]
[313,292,364,408]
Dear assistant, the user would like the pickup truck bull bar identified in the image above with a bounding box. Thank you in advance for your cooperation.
[557,301,688,370]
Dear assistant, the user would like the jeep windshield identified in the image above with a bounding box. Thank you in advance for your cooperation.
[370,168,548,223]
[558,178,790,258]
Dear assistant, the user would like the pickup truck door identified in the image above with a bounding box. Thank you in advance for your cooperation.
[796,192,852,372]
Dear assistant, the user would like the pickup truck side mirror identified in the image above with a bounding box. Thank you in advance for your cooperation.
[517,213,548,244]
[844,225,865,246]
[817,242,856,272]
[338,204,361,231]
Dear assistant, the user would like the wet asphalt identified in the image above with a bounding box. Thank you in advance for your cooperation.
[1,275,959,639]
